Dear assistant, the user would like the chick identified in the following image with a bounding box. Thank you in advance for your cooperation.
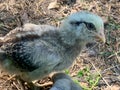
[0,11,105,87]
[50,73,82,90]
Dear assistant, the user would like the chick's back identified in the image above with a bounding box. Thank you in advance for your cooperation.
[0,24,63,74]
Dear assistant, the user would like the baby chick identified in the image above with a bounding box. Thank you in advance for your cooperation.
[0,11,105,89]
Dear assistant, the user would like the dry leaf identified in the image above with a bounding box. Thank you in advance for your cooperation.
[48,0,59,10]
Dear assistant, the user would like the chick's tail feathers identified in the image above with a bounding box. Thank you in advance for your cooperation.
[0,37,6,62]
[0,37,4,47]
[0,48,6,63]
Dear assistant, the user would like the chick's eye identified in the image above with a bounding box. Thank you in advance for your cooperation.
[86,23,96,30]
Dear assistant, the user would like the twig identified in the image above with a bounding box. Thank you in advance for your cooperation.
[1,74,16,86]
[102,64,120,74]
[88,60,112,89]
[108,51,120,58]
[13,81,21,90]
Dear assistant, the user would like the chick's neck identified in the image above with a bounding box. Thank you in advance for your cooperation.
[59,30,86,60]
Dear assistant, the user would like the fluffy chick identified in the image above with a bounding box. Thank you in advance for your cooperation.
[0,11,105,82]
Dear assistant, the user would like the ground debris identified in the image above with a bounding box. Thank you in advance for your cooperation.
[0,0,120,90]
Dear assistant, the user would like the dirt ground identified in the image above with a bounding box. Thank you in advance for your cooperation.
[0,0,120,90]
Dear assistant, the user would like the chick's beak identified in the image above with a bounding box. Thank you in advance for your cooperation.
[95,29,106,43]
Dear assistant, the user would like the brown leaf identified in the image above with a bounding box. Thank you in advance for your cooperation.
[48,0,59,10]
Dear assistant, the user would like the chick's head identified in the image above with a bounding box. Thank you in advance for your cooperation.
[60,11,105,45]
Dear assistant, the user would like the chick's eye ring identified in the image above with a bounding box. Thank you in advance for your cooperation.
[70,21,96,31]
[70,21,83,26]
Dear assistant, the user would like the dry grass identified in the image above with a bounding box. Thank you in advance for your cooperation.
[0,0,120,90]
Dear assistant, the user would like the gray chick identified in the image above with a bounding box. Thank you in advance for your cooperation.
[0,11,105,86]
[50,73,82,90]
